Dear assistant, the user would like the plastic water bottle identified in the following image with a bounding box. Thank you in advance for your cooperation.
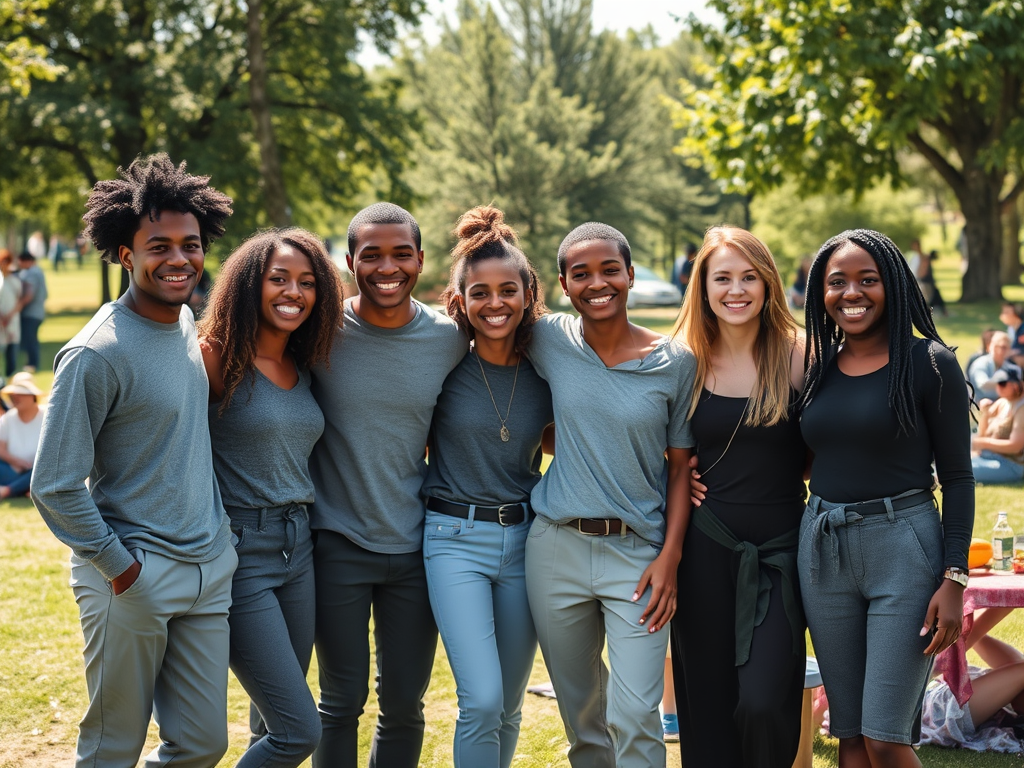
[993,511,1014,571]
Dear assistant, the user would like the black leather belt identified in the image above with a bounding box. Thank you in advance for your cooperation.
[568,518,632,536]
[843,490,934,517]
[426,497,530,526]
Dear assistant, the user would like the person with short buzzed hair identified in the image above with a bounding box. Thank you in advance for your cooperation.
[309,203,467,768]
[32,153,237,768]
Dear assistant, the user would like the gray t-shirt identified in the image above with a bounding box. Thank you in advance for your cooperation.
[422,352,553,505]
[309,299,467,553]
[209,368,324,510]
[32,303,229,581]
[19,263,47,320]
[527,313,696,544]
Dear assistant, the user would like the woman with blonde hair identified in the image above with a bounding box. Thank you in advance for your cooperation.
[671,226,808,767]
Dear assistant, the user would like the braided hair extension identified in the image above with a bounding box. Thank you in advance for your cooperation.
[800,229,952,436]
[346,202,421,254]
[83,154,232,264]
[198,228,344,415]
[439,206,546,356]
[556,222,631,276]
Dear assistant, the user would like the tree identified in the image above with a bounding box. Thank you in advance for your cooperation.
[0,0,64,95]
[0,0,423,302]
[675,0,1024,301]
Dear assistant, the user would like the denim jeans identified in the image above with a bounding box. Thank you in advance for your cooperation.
[525,517,668,768]
[0,459,32,496]
[312,530,437,768]
[972,450,1024,484]
[19,315,42,370]
[227,503,319,768]
[798,494,941,743]
[423,508,537,768]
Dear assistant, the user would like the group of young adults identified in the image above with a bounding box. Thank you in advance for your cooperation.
[31,152,976,768]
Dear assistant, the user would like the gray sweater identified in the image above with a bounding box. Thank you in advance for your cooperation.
[32,303,229,581]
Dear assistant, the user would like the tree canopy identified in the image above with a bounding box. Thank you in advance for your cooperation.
[675,0,1024,301]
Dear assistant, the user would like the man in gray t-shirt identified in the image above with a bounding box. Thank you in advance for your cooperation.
[309,203,466,768]
[32,155,237,768]
[13,251,47,372]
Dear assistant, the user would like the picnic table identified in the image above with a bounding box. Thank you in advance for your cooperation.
[933,569,1024,706]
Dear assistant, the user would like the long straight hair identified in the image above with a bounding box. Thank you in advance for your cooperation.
[673,226,799,426]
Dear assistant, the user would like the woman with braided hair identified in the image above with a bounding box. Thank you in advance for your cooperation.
[199,228,343,767]
[421,205,552,767]
[797,229,974,768]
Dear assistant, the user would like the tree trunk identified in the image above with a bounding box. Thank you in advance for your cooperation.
[957,172,1004,302]
[101,259,111,304]
[1001,203,1021,286]
[247,0,291,227]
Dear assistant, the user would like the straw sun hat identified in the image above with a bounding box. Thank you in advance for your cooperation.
[0,372,45,399]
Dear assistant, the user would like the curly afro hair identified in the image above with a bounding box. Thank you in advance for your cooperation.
[83,153,233,264]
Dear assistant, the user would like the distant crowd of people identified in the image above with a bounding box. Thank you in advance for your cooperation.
[20,151,1024,768]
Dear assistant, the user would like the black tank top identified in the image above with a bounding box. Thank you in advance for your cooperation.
[691,390,807,545]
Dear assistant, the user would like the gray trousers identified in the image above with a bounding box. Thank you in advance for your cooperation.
[525,518,668,768]
[312,530,438,768]
[70,543,237,768]
[228,504,320,767]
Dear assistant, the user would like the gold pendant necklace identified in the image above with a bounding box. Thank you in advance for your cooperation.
[475,350,520,442]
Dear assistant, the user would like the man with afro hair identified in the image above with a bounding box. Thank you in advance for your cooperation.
[32,154,239,768]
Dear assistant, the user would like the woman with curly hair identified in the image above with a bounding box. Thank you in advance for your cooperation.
[421,205,552,768]
[798,229,974,768]
[671,226,807,767]
[198,228,343,768]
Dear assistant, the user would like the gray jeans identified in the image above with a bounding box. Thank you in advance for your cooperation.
[312,530,438,768]
[227,503,319,768]
[71,543,237,768]
[798,493,942,744]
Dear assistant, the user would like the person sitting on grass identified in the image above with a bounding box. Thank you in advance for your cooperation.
[0,372,46,499]
[972,367,1024,484]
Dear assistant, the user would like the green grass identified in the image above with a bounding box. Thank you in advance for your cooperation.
[5,257,1024,766]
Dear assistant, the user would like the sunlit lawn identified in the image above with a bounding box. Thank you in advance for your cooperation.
[3,253,1024,766]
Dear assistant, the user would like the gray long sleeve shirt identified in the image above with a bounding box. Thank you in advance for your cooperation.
[31,303,229,581]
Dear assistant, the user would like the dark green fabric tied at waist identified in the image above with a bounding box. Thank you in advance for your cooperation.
[690,504,804,667]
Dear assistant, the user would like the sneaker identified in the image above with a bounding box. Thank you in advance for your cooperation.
[662,713,679,743]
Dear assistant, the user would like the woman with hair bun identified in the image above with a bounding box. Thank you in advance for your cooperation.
[798,229,973,768]
[422,205,552,768]
[671,226,807,767]
[198,228,343,767]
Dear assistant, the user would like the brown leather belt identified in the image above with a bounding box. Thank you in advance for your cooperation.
[568,518,632,536]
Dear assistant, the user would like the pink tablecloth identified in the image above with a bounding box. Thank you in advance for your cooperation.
[933,570,1024,706]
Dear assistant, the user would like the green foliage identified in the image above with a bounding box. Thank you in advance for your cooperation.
[0,0,64,95]
[0,0,425,250]
[674,0,1024,301]
[751,182,928,275]
[399,0,726,289]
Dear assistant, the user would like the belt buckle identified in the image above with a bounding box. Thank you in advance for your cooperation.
[577,518,609,535]
[497,504,518,527]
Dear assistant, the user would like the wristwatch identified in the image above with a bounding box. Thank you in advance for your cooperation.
[943,566,969,588]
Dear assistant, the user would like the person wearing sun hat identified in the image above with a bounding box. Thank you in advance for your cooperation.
[0,371,46,499]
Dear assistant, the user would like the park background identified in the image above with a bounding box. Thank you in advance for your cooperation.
[3,0,1024,765]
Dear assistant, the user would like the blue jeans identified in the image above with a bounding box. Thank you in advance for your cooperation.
[19,315,42,370]
[972,451,1024,484]
[798,493,941,744]
[423,508,537,768]
[312,530,437,768]
[0,459,31,496]
[227,504,320,768]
